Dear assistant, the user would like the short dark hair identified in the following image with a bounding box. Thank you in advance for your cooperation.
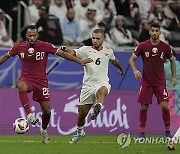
[98,22,106,27]
[26,25,38,32]
[150,22,161,28]
[92,29,105,37]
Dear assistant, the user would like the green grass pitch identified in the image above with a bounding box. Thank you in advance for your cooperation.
[0,135,179,154]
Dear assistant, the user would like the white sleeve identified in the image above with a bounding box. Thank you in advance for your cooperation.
[109,49,116,60]
[74,46,87,59]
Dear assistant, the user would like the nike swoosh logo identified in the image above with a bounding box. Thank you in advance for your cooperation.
[152,54,157,56]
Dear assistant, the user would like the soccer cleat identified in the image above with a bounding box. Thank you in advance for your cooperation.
[91,104,101,120]
[137,134,146,141]
[69,131,86,144]
[27,113,39,125]
[165,132,172,140]
[39,127,50,144]
[167,140,176,150]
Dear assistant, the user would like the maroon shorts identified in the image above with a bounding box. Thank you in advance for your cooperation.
[138,85,169,104]
[17,77,50,102]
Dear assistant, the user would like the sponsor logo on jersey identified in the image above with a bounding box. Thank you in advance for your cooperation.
[152,54,158,57]
[145,52,149,58]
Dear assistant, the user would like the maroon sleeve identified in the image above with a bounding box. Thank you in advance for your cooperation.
[8,44,18,57]
[166,45,173,59]
[133,43,142,57]
[45,42,58,54]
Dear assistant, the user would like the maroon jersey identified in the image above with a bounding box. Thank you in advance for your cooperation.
[134,40,173,86]
[8,40,58,80]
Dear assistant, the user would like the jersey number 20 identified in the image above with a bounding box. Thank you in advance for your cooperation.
[36,52,45,60]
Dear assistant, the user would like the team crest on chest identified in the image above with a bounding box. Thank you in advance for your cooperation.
[28,48,35,57]
[20,52,25,58]
[145,52,149,58]
[152,47,158,53]
[28,48,34,54]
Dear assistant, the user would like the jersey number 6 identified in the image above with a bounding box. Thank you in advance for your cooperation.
[95,58,101,65]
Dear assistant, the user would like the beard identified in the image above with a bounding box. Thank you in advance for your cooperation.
[28,40,36,47]
[151,35,159,41]
[93,42,99,47]
[93,42,103,49]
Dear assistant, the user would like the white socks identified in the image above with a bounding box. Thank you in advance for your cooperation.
[96,103,102,107]
[77,126,84,135]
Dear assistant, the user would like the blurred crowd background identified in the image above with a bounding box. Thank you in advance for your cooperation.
[0,0,179,48]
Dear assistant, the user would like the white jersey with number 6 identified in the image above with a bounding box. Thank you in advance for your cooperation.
[74,46,115,85]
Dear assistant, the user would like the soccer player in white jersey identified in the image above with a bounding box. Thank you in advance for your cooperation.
[61,28,125,144]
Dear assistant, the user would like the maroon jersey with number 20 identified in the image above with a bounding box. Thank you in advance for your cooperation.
[8,40,58,80]
[8,40,58,101]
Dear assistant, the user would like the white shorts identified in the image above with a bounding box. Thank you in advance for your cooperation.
[78,82,111,105]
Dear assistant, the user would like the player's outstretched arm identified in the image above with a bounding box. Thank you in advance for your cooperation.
[56,49,92,66]
[0,53,10,65]
[169,57,176,87]
[111,58,125,76]
[59,46,74,55]
[129,54,142,79]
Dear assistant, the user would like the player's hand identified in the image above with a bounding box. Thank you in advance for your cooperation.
[134,70,142,79]
[60,46,68,52]
[80,58,93,66]
[171,77,177,87]
[118,69,125,76]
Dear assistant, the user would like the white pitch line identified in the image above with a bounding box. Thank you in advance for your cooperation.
[0,140,116,144]
[0,140,40,143]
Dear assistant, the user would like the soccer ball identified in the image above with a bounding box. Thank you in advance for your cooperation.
[167,140,176,150]
[13,118,29,134]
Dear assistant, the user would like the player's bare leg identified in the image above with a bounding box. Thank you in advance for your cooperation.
[160,101,171,139]
[91,86,108,120]
[39,101,51,144]
[138,104,149,139]
[17,81,39,125]
[69,104,91,144]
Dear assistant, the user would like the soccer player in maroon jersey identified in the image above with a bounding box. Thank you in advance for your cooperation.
[129,22,176,139]
[0,25,92,144]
